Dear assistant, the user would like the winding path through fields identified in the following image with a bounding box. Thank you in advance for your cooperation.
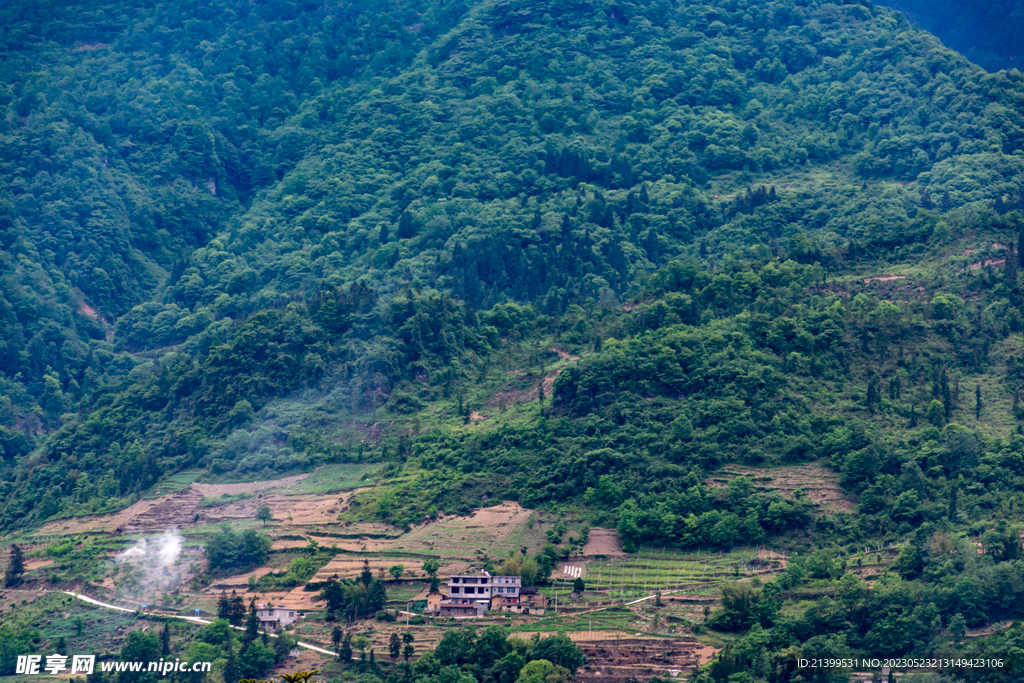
[62,591,337,656]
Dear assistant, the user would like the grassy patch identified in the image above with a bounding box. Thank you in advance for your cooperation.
[198,492,256,507]
[291,464,382,493]
[145,471,204,499]
[384,582,427,603]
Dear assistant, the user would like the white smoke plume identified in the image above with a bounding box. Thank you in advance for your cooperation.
[117,530,183,568]
[113,530,186,603]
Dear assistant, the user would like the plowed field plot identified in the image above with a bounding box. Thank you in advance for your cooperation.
[311,557,474,583]
[31,494,177,536]
[583,528,625,556]
[387,501,552,557]
[198,490,363,528]
[314,502,560,557]
[704,463,854,514]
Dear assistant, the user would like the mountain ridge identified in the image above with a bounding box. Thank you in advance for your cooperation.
[0,0,1022,533]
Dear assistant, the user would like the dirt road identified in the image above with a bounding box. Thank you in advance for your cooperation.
[62,591,337,657]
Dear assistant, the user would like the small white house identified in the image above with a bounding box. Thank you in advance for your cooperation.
[257,604,298,631]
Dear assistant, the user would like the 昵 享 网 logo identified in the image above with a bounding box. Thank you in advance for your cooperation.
[17,655,96,675]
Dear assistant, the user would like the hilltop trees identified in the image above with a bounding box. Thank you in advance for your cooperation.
[315,572,388,622]
[217,592,246,625]
[206,528,271,573]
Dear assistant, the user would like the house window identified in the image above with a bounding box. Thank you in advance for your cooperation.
[289,612,295,617]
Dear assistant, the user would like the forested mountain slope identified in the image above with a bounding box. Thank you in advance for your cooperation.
[879,0,1024,72]
[7,0,1024,679]
[0,0,469,451]
[1,0,1024,538]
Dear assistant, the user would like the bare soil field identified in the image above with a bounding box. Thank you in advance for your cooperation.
[23,559,54,571]
[564,630,652,642]
[208,566,277,590]
[391,502,551,557]
[315,502,553,558]
[705,463,855,514]
[582,528,625,557]
[197,490,359,527]
[31,472,328,537]
[309,557,468,583]
[31,493,184,536]
[124,488,203,534]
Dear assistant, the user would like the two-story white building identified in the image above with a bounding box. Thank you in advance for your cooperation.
[256,604,298,631]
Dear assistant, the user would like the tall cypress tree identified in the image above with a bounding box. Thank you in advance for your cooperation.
[4,544,24,587]
[217,594,230,620]
[333,627,344,655]
[360,559,373,587]
[243,599,259,643]
[339,632,353,663]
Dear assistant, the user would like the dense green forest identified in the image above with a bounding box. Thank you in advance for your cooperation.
[4,0,1024,680]
[879,0,1024,72]
[5,0,1024,524]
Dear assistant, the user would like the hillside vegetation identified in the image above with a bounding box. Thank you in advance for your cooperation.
[880,0,1024,72]
[2,0,1024,681]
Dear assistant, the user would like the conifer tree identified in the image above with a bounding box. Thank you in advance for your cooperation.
[339,632,353,663]
[244,599,259,643]
[4,544,24,587]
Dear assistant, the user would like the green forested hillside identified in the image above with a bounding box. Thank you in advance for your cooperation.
[4,0,1024,524]
[4,0,1024,678]
[880,0,1024,72]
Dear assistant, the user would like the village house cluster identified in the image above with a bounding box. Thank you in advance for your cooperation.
[426,571,548,617]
